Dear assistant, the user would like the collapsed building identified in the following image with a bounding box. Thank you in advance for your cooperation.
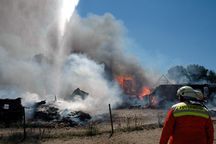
[148,84,216,108]
[0,98,24,126]
[114,74,216,109]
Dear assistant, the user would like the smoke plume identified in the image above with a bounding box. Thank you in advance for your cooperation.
[65,12,152,89]
[0,0,152,115]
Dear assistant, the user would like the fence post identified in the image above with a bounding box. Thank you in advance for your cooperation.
[109,104,114,137]
[23,107,26,140]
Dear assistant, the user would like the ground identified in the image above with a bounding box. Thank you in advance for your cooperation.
[42,129,162,144]
[0,109,216,144]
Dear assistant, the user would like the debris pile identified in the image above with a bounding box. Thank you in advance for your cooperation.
[33,100,91,127]
[61,111,91,127]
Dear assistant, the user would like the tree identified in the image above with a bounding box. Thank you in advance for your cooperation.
[207,70,216,83]
[167,65,189,84]
[166,64,216,84]
[186,64,208,83]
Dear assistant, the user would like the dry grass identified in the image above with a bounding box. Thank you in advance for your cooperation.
[0,108,215,144]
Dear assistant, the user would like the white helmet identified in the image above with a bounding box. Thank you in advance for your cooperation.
[177,86,204,101]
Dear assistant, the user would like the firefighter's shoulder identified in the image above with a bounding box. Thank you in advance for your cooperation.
[171,102,186,109]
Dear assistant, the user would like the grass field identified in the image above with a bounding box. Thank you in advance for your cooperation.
[0,108,216,144]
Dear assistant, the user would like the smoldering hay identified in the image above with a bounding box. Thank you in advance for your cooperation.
[0,0,153,116]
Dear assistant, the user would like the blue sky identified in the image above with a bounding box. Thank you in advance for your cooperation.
[77,0,216,73]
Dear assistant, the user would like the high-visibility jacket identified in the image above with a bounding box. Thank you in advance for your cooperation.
[160,102,214,144]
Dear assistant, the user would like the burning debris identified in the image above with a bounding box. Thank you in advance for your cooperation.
[116,75,151,98]
[114,75,152,108]
[33,101,91,127]
[138,87,151,100]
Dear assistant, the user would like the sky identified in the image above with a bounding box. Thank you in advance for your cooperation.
[77,0,216,73]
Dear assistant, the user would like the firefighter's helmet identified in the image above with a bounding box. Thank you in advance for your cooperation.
[177,86,204,101]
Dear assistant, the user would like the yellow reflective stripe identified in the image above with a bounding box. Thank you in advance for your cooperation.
[173,111,209,119]
[173,103,210,119]
[172,102,187,108]
[174,109,208,114]
[175,105,204,111]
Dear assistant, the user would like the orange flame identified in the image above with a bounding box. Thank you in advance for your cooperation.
[115,76,125,88]
[138,87,151,99]
[115,75,136,95]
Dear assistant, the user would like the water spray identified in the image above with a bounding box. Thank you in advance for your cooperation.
[51,0,80,98]
[59,0,79,37]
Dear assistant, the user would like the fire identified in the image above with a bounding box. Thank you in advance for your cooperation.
[115,75,125,88]
[115,75,136,95]
[138,87,151,99]
[115,75,133,87]
[115,75,159,107]
[115,75,152,98]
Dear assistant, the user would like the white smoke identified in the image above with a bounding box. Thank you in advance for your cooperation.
[0,0,124,116]
[56,54,122,114]
[0,0,157,117]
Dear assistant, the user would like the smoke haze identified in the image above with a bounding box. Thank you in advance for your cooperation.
[0,0,153,115]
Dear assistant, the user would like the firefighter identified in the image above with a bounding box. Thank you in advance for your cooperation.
[160,86,214,144]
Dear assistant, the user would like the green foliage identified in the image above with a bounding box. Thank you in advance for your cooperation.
[207,70,216,83]
[186,64,208,82]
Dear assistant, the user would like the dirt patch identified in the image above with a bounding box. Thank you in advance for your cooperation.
[42,128,162,144]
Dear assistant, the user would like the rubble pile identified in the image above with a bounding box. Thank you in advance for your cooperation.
[34,104,60,121]
[61,111,91,127]
[33,101,91,127]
